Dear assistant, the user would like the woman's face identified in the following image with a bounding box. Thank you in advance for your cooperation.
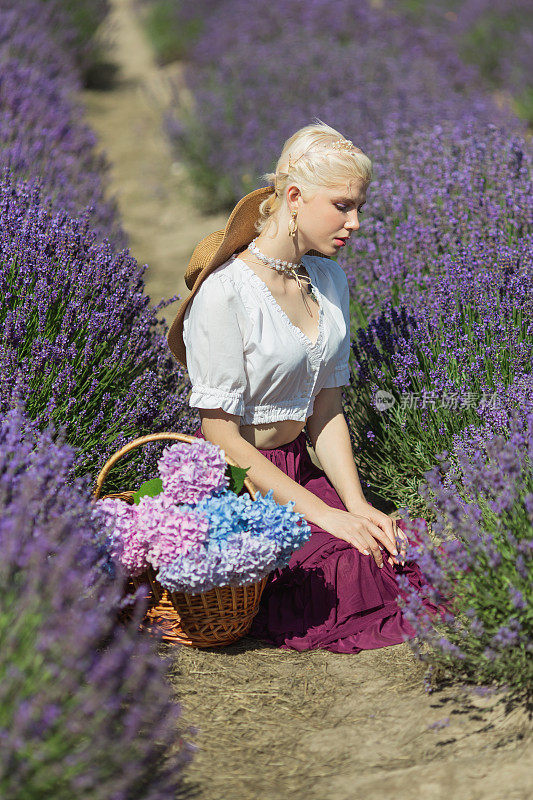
[291,179,367,256]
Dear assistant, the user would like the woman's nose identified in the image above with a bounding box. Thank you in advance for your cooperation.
[345,210,359,231]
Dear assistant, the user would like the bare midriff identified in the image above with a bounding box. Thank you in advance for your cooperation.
[239,419,307,450]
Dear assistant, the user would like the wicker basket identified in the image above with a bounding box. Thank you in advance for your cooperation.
[92,432,269,648]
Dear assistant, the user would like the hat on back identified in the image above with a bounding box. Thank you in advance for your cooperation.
[167,186,324,370]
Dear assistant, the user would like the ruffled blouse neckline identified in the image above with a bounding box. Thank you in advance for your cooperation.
[232,255,324,352]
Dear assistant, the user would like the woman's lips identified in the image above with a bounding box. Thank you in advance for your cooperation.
[334,238,346,247]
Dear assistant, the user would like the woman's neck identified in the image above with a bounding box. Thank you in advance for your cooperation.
[251,232,309,264]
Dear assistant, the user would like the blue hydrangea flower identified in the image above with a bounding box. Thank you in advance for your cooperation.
[155,488,311,593]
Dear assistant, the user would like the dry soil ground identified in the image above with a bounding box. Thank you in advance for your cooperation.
[84,3,532,798]
[166,637,531,800]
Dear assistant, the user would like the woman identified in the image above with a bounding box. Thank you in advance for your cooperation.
[167,121,440,653]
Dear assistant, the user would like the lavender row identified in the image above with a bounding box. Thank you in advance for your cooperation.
[338,117,532,513]
[0,2,202,791]
[0,0,200,789]
[0,405,194,797]
[396,404,532,701]
[344,236,533,517]
[389,0,533,123]
[163,0,523,210]
[0,175,198,493]
[0,0,125,246]
[339,119,532,506]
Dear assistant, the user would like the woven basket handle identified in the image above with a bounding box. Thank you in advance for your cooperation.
[92,432,257,500]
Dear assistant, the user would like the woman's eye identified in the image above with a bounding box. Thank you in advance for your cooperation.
[335,203,364,215]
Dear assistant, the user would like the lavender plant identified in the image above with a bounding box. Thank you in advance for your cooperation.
[344,240,533,518]
[395,408,533,701]
[0,0,125,245]
[391,0,533,124]
[0,404,194,798]
[164,0,516,211]
[39,0,111,78]
[0,0,79,85]
[340,120,532,324]
[0,175,197,493]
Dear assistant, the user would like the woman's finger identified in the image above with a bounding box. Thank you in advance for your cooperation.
[364,519,398,556]
[348,533,382,565]
[343,526,384,567]
[373,513,399,555]
[358,529,385,567]
[394,524,409,563]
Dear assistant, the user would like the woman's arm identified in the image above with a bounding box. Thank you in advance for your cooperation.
[306,386,367,512]
[306,387,404,563]
[200,406,400,567]
[200,409,332,527]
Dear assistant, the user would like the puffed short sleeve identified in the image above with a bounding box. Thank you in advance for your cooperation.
[183,273,247,417]
[322,265,351,388]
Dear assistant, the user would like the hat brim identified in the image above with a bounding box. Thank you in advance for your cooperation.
[166,186,274,369]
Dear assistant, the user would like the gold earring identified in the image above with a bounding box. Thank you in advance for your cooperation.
[288,210,298,238]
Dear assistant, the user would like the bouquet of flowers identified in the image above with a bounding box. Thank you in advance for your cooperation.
[95,438,311,594]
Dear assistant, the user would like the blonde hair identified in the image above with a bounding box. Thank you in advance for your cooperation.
[255,119,373,235]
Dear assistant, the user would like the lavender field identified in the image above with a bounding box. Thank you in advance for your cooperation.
[1,0,532,797]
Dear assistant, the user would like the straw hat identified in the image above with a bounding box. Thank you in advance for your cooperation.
[167,185,325,370]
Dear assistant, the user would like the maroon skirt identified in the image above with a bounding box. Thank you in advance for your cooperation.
[193,425,441,654]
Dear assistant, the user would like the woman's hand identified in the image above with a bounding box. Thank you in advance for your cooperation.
[317,500,408,568]
[350,500,409,567]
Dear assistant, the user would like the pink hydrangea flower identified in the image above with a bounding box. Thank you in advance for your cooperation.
[157,439,229,504]
[96,497,148,576]
[136,493,209,569]
[97,493,210,576]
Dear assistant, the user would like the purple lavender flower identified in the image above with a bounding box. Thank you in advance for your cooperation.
[397,410,532,700]
[428,717,450,730]
[491,620,522,649]
[0,175,197,494]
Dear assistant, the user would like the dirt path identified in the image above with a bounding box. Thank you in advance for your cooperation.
[83,4,531,798]
[169,636,531,800]
[83,0,228,325]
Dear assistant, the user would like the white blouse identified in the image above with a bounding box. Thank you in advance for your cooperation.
[182,253,351,425]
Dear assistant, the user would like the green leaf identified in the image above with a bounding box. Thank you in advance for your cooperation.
[227,463,250,495]
[132,477,163,505]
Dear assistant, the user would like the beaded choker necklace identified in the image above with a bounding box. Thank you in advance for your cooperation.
[246,238,319,313]
[248,237,312,294]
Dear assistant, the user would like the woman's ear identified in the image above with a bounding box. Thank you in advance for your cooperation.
[286,184,302,208]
